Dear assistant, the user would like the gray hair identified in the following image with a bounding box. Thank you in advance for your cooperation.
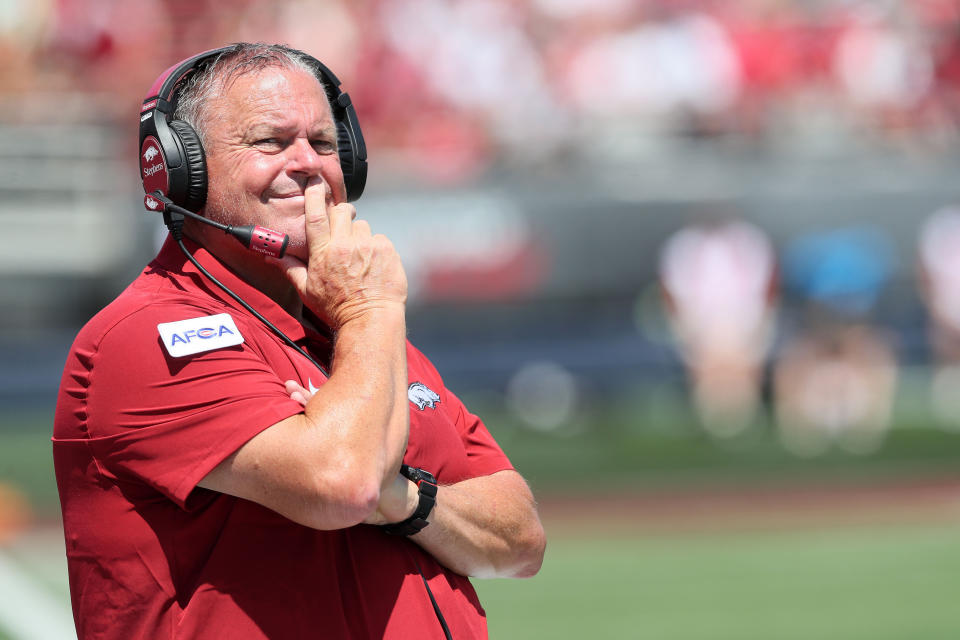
[172,43,328,147]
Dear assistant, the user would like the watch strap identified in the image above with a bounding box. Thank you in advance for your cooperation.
[381,465,437,536]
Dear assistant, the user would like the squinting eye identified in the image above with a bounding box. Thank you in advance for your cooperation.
[311,140,336,153]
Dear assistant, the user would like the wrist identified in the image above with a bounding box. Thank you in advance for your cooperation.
[402,476,420,519]
[381,465,437,537]
[330,306,406,363]
[333,301,406,331]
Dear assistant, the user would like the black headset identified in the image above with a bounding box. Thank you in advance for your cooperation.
[139,44,368,212]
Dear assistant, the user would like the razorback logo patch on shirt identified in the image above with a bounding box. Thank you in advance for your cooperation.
[157,313,244,357]
[408,382,440,410]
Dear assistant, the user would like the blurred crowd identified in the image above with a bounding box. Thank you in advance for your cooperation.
[656,207,960,457]
[4,0,960,455]
[4,0,960,181]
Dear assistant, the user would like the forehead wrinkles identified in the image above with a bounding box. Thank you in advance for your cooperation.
[205,69,332,144]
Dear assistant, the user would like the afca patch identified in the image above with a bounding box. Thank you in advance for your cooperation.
[157,313,244,357]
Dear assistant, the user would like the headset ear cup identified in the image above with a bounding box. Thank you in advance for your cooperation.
[168,120,207,211]
[337,121,367,202]
[337,123,356,197]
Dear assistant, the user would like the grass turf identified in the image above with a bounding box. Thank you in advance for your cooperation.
[474,521,960,640]
[2,520,957,640]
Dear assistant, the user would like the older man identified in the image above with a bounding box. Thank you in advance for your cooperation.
[53,43,545,640]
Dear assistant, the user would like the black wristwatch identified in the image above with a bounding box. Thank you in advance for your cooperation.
[381,464,438,537]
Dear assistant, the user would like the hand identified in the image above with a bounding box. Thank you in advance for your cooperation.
[275,178,407,329]
[362,472,419,526]
[285,380,312,406]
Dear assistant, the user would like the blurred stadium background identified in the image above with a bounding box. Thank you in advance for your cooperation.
[3,0,960,638]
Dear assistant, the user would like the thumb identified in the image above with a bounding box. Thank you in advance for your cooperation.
[268,254,308,294]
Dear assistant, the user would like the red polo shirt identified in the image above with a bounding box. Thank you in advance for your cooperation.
[53,237,512,639]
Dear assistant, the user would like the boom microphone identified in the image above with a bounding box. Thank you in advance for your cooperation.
[144,191,289,259]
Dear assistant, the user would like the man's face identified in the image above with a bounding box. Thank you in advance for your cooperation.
[202,65,346,260]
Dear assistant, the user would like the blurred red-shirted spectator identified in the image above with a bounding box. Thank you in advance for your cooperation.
[9,0,960,175]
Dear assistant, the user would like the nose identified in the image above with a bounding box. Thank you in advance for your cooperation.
[285,137,323,177]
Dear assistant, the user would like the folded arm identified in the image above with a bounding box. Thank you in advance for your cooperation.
[404,469,546,579]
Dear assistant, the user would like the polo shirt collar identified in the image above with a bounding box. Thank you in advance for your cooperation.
[152,235,331,347]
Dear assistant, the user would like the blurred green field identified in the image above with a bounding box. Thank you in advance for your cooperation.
[475,521,960,640]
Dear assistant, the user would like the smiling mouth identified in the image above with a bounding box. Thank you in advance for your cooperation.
[263,193,307,208]
[266,192,337,209]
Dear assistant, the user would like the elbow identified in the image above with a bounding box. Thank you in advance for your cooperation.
[511,519,547,578]
[485,516,546,579]
[303,462,383,530]
[332,476,383,527]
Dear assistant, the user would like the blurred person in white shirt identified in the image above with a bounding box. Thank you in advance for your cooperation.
[659,217,777,436]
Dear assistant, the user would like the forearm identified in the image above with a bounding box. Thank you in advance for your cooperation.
[409,470,546,579]
[303,307,409,489]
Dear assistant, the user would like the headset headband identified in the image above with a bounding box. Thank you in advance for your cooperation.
[141,48,222,115]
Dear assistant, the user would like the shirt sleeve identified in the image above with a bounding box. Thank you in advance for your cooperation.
[404,344,513,483]
[450,390,515,479]
[75,304,306,509]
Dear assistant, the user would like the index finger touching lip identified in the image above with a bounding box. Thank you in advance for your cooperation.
[304,178,329,218]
